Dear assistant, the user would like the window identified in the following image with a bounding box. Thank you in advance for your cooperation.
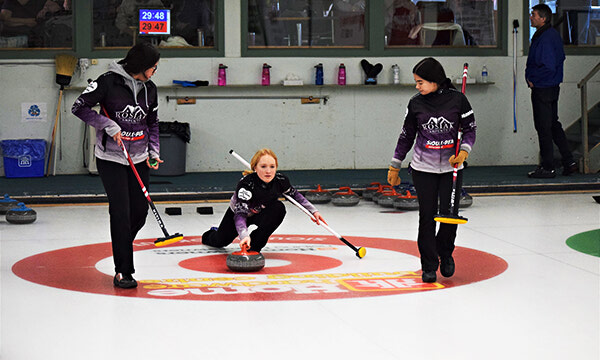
[94,0,216,49]
[527,0,600,48]
[0,0,73,49]
[0,0,223,58]
[247,0,366,48]
[244,0,507,56]
[385,0,499,48]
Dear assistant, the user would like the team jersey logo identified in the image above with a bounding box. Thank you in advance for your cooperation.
[82,81,98,94]
[238,188,252,201]
[422,116,453,134]
[116,105,147,123]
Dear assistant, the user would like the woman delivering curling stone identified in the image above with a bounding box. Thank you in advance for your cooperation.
[387,58,476,283]
[202,148,326,253]
[72,42,162,289]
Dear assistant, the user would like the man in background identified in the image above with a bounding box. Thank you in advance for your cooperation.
[526,3,577,178]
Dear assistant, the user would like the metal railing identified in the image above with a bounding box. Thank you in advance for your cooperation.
[577,62,600,174]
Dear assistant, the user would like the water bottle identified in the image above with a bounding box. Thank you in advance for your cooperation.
[315,63,324,85]
[392,64,400,84]
[261,63,271,86]
[481,65,488,83]
[337,63,346,85]
[218,64,227,86]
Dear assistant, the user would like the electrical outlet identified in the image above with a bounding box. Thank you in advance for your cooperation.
[91,59,98,65]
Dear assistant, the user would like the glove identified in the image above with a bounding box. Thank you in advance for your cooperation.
[387,166,401,186]
[449,150,469,167]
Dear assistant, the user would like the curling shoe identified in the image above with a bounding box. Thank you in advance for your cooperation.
[527,166,555,179]
[440,256,455,278]
[562,161,578,176]
[114,273,137,289]
[421,270,437,283]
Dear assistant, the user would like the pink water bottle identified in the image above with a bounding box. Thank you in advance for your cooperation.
[338,63,346,85]
[218,64,227,86]
[262,63,271,86]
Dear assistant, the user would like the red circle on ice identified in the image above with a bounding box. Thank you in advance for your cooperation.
[12,235,508,301]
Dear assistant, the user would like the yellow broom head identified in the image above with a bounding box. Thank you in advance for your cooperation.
[55,54,78,87]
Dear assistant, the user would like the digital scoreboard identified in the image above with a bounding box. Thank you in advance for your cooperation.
[139,9,171,35]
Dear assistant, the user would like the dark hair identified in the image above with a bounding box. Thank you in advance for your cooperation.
[118,42,160,75]
[532,4,552,24]
[412,57,447,85]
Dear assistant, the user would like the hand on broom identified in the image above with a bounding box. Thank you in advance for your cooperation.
[387,166,401,186]
[311,211,326,225]
[449,150,469,167]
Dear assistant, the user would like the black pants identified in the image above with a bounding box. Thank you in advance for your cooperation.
[531,86,573,170]
[96,158,149,275]
[202,201,286,252]
[411,169,463,272]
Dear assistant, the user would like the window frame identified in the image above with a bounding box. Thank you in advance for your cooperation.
[241,0,509,57]
[522,1,600,56]
[0,0,225,59]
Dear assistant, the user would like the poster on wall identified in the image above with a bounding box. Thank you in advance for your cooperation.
[21,103,47,122]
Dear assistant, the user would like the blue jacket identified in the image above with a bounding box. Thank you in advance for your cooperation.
[526,24,565,88]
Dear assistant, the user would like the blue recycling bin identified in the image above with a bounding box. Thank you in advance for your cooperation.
[1,139,46,178]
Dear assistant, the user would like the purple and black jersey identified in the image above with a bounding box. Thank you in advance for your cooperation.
[392,87,476,173]
[230,172,317,240]
[72,61,160,166]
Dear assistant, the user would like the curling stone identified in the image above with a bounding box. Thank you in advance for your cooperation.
[5,202,37,224]
[304,185,332,204]
[393,190,419,211]
[378,188,401,208]
[372,185,393,204]
[331,187,360,206]
[0,194,18,215]
[226,244,265,272]
[459,189,473,208]
[362,182,381,201]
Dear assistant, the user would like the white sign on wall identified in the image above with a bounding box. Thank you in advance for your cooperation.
[21,102,47,122]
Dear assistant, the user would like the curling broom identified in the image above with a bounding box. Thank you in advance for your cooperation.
[102,107,183,246]
[434,63,469,225]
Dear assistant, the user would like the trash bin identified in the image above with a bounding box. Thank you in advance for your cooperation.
[1,139,47,178]
[152,121,190,176]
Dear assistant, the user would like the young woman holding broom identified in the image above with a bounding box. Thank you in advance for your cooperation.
[387,58,476,283]
[71,42,161,289]
[202,148,326,253]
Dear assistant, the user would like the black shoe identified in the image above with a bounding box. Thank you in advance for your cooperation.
[422,270,437,283]
[562,161,578,176]
[440,256,455,278]
[527,166,556,178]
[113,273,137,289]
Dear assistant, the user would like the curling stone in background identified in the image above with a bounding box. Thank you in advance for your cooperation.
[304,184,332,204]
[459,189,473,208]
[372,185,393,204]
[331,187,360,206]
[0,194,18,215]
[362,182,381,201]
[226,244,265,272]
[378,188,402,208]
[5,202,37,224]
[393,190,419,211]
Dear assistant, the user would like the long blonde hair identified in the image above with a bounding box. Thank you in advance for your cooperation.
[242,148,278,176]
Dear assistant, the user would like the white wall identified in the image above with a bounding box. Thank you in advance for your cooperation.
[0,2,598,175]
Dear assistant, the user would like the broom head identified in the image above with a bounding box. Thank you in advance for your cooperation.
[154,233,184,247]
[55,54,78,87]
[434,214,468,225]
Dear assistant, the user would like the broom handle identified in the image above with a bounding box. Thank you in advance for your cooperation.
[449,64,469,212]
[46,89,63,176]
